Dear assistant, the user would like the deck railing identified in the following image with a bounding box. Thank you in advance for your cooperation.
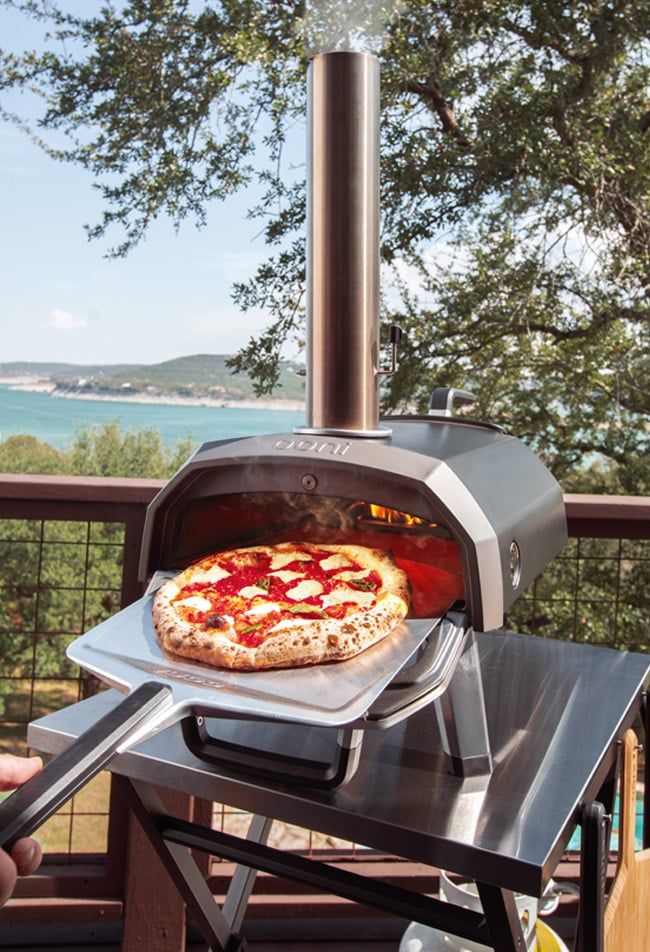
[0,476,647,941]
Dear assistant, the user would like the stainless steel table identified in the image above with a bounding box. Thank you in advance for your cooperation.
[28,631,650,952]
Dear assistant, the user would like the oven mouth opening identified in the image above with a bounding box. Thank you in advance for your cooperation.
[167,491,465,620]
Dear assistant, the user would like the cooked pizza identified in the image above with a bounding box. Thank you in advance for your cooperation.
[152,542,410,671]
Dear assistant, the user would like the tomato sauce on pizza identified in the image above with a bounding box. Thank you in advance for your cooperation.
[152,542,411,671]
[171,546,384,646]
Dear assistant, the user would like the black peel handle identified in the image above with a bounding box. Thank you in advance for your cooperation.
[0,682,172,852]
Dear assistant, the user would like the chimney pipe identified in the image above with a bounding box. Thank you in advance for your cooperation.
[298,51,385,438]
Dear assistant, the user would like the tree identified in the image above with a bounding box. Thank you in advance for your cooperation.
[68,420,194,478]
[1,1,648,491]
[0,435,64,475]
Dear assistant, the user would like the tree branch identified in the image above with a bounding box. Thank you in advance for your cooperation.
[404,79,472,150]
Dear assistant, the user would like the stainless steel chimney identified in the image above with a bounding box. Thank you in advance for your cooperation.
[297,51,384,437]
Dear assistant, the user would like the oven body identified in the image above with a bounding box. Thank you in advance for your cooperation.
[140,417,567,634]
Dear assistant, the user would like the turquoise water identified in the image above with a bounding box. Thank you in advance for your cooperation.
[0,385,304,449]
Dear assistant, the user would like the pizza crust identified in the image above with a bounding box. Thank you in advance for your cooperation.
[152,543,410,671]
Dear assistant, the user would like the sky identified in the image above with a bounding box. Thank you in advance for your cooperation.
[0,4,299,367]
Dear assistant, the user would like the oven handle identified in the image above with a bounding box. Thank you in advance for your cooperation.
[0,681,173,852]
[180,716,364,789]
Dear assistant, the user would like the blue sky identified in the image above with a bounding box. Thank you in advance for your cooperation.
[0,4,299,366]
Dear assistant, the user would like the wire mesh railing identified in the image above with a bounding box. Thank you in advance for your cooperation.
[0,474,155,904]
[506,534,649,653]
[0,517,124,857]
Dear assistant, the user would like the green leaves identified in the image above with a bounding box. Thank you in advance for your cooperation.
[347,577,375,592]
[0,420,193,479]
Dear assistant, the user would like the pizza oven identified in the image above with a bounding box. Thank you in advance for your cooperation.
[137,50,564,636]
[139,421,566,636]
[129,48,567,784]
[131,414,566,783]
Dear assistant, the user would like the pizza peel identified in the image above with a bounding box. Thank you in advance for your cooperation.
[603,730,650,951]
[0,592,464,851]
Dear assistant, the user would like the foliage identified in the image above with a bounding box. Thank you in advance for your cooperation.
[0,434,63,475]
[68,419,194,477]
[1,1,647,492]
[0,421,194,478]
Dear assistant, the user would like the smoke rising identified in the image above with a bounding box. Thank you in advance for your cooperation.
[302,0,402,56]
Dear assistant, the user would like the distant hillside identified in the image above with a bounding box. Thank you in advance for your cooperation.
[0,360,139,378]
[0,355,306,402]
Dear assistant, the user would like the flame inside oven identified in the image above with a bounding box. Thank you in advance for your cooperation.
[351,502,434,531]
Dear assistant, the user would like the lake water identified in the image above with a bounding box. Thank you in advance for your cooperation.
[0,385,305,449]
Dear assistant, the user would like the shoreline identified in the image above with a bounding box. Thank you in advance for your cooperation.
[0,378,305,413]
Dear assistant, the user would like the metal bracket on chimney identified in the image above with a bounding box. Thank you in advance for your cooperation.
[376,324,404,378]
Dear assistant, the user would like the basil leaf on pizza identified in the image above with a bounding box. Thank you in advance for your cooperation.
[152,542,410,671]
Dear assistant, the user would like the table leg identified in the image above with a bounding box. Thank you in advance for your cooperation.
[161,814,493,945]
[475,882,527,952]
[574,801,608,952]
[223,814,273,934]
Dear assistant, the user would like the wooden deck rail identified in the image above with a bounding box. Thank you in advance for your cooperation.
[1,475,647,533]
[564,493,650,539]
[0,476,647,948]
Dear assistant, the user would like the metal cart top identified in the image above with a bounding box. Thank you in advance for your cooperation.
[28,630,649,897]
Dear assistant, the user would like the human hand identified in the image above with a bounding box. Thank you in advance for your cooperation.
[0,754,44,906]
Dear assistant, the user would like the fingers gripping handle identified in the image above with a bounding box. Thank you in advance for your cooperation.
[0,682,172,852]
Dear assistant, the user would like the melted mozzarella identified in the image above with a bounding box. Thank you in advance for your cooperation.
[286,579,324,601]
[270,550,313,570]
[320,553,352,572]
[267,618,306,633]
[193,564,231,584]
[238,585,270,599]
[337,568,371,582]
[320,587,375,609]
[246,602,279,617]
[176,595,213,612]
[268,570,305,582]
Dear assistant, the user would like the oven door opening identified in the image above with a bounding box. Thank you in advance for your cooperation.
[167,491,465,620]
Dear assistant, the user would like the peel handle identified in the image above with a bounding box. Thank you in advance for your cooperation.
[0,682,172,852]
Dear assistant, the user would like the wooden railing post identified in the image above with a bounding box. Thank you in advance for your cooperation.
[121,787,198,952]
